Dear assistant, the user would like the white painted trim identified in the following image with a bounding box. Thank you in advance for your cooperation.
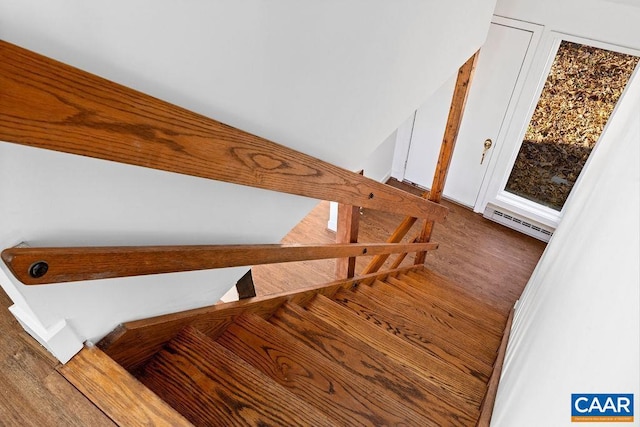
[390,113,416,181]
[9,304,83,363]
[474,17,545,213]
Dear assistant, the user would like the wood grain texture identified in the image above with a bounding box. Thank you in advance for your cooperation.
[477,307,515,427]
[372,277,502,348]
[330,288,493,399]
[361,216,420,274]
[396,272,505,333]
[2,242,437,285]
[383,276,503,337]
[253,183,545,315]
[361,280,501,361]
[58,346,190,427]
[99,264,423,371]
[0,287,115,427]
[139,326,333,427]
[427,51,479,204]
[306,294,484,413]
[217,313,428,426]
[335,202,360,280]
[406,269,508,325]
[270,302,476,426]
[415,51,479,264]
[0,40,447,221]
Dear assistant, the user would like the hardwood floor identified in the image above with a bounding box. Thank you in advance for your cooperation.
[253,179,546,314]
[0,179,545,425]
[0,288,114,426]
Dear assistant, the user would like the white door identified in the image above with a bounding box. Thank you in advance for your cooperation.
[403,21,535,209]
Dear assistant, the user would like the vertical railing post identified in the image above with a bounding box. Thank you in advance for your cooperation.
[415,51,479,265]
[335,202,360,279]
[335,171,363,279]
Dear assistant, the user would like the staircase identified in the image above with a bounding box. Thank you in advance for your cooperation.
[93,266,506,426]
[2,41,510,426]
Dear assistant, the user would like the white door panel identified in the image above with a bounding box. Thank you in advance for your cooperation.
[403,22,533,208]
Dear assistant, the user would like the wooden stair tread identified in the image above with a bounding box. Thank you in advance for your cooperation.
[138,326,333,426]
[372,278,503,346]
[333,286,497,370]
[59,346,190,427]
[386,274,504,336]
[270,302,477,426]
[405,269,505,325]
[216,313,430,426]
[306,294,486,411]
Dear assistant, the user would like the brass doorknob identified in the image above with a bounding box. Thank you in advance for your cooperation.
[481,139,493,165]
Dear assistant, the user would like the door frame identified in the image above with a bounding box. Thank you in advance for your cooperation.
[391,16,544,210]
[477,29,640,228]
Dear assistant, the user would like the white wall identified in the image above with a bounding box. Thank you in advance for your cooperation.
[495,0,640,50]
[491,63,640,426]
[0,0,496,361]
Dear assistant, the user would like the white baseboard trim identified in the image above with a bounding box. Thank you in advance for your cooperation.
[9,304,83,363]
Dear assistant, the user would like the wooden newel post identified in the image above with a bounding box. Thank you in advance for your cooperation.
[335,203,360,279]
[335,170,363,279]
[415,51,479,265]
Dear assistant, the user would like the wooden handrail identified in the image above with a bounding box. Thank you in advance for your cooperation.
[0,41,446,222]
[1,242,439,285]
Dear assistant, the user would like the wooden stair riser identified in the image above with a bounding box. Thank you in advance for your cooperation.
[305,294,486,410]
[139,327,333,426]
[388,274,504,337]
[100,265,422,371]
[406,270,505,325]
[370,279,502,350]
[216,314,429,426]
[270,302,477,426]
[333,287,497,372]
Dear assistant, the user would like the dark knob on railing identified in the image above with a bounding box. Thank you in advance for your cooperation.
[29,261,49,278]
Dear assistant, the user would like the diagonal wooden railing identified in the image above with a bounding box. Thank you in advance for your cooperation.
[0,41,445,222]
[0,40,468,288]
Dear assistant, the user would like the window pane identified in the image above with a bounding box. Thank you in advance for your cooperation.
[505,41,638,210]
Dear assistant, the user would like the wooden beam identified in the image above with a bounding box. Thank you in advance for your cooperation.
[0,41,447,222]
[360,215,419,275]
[335,169,361,280]
[98,264,425,371]
[335,202,360,279]
[58,346,191,426]
[477,307,515,427]
[415,51,479,265]
[2,242,439,285]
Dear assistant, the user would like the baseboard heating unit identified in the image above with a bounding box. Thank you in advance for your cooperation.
[483,204,555,242]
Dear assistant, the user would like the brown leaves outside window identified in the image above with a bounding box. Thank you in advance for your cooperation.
[505,41,639,211]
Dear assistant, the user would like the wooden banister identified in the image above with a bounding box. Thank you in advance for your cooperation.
[1,242,438,285]
[0,41,446,222]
